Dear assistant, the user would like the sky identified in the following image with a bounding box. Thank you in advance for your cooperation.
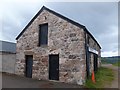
[0,0,119,57]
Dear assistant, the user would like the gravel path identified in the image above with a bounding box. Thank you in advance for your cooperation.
[102,64,119,89]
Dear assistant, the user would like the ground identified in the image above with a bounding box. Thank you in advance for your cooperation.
[1,64,119,88]
[0,72,1,89]
[102,64,119,88]
[1,73,83,88]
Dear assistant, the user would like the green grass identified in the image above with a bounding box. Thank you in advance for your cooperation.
[101,61,109,64]
[85,67,114,88]
[113,61,120,67]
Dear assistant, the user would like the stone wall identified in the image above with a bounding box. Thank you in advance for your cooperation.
[15,10,86,85]
[89,53,94,75]
[86,33,101,75]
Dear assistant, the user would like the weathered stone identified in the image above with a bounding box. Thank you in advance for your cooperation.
[71,38,79,41]
[69,55,77,59]
[69,33,76,37]
[33,66,39,70]
[21,59,25,63]
[15,7,101,86]
[72,66,80,72]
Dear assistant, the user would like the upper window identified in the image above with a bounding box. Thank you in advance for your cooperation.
[87,35,90,44]
[38,23,48,46]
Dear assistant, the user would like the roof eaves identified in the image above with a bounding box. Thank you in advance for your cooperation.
[43,6,85,29]
[0,51,16,54]
[84,27,101,49]
[16,6,45,40]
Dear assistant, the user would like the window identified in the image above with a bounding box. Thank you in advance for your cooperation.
[38,23,48,46]
[87,35,90,44]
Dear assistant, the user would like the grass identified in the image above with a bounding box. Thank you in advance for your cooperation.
[85,67,114,88]
[113,61,120,67]
[101,61,109,64]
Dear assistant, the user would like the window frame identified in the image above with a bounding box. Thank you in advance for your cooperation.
[38,23,48,46]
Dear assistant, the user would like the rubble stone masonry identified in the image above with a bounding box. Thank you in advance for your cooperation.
[15,9,101,85]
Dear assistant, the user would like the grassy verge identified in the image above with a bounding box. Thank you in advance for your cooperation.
[113,62,120,67]
[85,67,114,88]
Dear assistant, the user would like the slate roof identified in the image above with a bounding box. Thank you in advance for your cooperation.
[0,40,16,53]
[16,6,101,49]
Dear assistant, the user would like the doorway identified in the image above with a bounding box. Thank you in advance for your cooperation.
[25,55,33,78]
[86,46,90,78]
[49,54,59,80]
[94,54,98,72]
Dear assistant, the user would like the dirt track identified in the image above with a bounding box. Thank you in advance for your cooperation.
[102,64,119,89]
[1,64,119,88]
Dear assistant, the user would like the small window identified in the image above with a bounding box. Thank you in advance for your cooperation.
[87,36,90,44]
[38,23,48,46]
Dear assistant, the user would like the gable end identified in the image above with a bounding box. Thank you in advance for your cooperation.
[16,6,101,49]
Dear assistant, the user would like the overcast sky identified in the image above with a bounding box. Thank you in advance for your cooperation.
[0,0,118,57]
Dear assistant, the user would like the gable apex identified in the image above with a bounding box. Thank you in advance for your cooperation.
[16,6,85,40]
[16,6,101,49]
[16,6,45,40]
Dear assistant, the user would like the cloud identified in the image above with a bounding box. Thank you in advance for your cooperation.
[101,51,118,57]
[1,1,118,57]
[1,0,45,42]
[45,2,118,57]
[98,25,118,51]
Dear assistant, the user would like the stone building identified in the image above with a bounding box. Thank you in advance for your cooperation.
[0,40,16,73]
[15,6,101,85]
